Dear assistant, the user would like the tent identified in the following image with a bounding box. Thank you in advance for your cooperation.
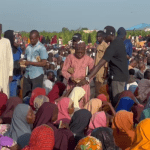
[126,23,150,31]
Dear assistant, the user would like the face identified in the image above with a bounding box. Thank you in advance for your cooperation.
[72,40,78,49]
[52,108,58,122]
[97,36,103,43]
[105,35,115,43]
[50,64,55,70]
[48,72,55,82]
[26,108,35,124]
[75,49,85,59]
[68,102,74,115]
[30,33,39,46]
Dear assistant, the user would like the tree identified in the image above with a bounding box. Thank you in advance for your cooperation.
[62,27,69,32]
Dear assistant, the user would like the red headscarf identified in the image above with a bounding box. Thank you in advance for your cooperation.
[39,35,43,42]
[97,94,107,102]
[0,92,8,116]
[47,82,66,104]
[51,35,57,45]
[22,125,54,150]
[30,88,46,110]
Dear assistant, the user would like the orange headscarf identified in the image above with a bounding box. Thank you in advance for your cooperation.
[112,110,135,150]
[130,118,150,150]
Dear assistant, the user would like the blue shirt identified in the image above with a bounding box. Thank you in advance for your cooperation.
[13,47,22,61]
[124,39,132,65]
[24,41,48,79]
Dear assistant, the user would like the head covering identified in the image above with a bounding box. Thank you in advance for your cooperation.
[22,125,54,150]
[112,110,135,150]
[68,87,85,111]
[1,97,22,124]
[89,111,107,130]
[130,119,150,150]
[91,127,119,150]
[75,41,86,50]
[72,33,82,41]
[98,84,110,101]
[115,97,135,112]
[140,108,150,121]
[97,94,107,102]
[29,88,46,110]
[33,95,49,112]
[0,92,7,116]
[47,82,66,104]
[56,97,72,124]
[33,102,75,150]
[4,30,17,54]
[75,136,102,150]
[84,99,102,115]
[104,26,116,36]
[4,104,31,147]
[117,27,126,39]
[0,135,14,149]
[69,109,92,144]
[119,90,136,102]
[131,104,144,124]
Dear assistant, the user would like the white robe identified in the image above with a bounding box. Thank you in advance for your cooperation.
[0,38,13,97]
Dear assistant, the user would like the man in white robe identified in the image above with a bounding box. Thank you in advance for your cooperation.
[0,24,13,97]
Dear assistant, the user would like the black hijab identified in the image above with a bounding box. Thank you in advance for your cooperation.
[91,127,119,150]
[69,109,92,144]
[4,30,18,54]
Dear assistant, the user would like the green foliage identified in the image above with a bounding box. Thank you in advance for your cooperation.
[20,30,150,45]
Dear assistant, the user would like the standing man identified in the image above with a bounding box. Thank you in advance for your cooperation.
[21,30,48,98]
[95,31,108,97]
[78,26,129,107]
[0,24,14,97]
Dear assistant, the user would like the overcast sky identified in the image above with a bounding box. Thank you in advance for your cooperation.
[1,0,149,32]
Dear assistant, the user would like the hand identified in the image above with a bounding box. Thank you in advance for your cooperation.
[19,60,26,66]
[77,78,89,87]
[9,76,13,83]
[25,61,31,66]
[14,42,20,48]
[69,77,77,84]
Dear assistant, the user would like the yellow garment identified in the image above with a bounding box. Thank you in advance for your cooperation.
[95,41,108,83]
[130,118,150,150]
[84,98,102,115]
[28,38,30,44]
[75,136,102,150]
[68,87,85,110]
[0,38,13,98]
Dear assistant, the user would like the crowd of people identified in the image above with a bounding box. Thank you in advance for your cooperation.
[1,23,150,149]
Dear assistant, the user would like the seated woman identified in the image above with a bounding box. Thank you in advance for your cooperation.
[55,97,74,125]
[75,136,102,150]
[22,125,54,150]
[112,110,135,150]
[68,87,86,112]
[84,98,102,115]
[115,90,139,112]
[0,97,22,124]
[33,102,75,150]
[69,109,92,145]
[33,95,49,113]
[130,118,150,150]
[91,127,119,150]
[4,104,35,149]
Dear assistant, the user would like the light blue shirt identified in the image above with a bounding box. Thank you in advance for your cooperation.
[24,41,48,79]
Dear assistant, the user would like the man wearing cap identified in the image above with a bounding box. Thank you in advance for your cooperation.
[70,33,82,54]
[0,24,14,97]
[78,26,129,107]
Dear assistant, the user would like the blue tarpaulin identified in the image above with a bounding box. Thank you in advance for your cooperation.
[126,23,150,30]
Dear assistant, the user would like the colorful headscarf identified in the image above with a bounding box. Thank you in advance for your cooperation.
[97,94,107,102]
[91,127,119,150]
[112,110,135,150]
[47,82,66,104]
[87,111,107,136]
[22,125,54,150]
[68,87,85,111]
[84,98,102,115]
[0,92,8,116]
[33,95,49,112]
[75,136,102,150]
[29,88,46,110]
[56,97,72,124]
[130,119,150,150]
[115,97,135,112]
[119,90,136,102]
